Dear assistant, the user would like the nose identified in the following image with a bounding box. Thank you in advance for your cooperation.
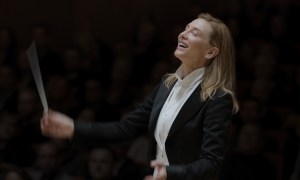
[178,30,187,40]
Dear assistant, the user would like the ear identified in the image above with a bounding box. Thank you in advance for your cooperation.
[204,47,219,60]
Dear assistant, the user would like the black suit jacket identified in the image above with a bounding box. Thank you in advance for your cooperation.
[74,77,233,180]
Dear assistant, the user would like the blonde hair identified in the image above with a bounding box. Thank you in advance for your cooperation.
[165,13,239,113]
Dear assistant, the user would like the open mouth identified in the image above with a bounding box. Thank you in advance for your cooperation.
[178,42,188,48]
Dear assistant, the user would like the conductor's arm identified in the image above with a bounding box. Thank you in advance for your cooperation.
[41,81,162,141]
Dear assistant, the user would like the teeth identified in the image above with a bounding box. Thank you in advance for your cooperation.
[178,42,188,48]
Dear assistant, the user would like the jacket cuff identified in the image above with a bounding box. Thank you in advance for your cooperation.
[166,165,186,180]
[73,121,91,140]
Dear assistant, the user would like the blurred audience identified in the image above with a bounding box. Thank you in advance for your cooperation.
[28,141,71,180]
[0,1,299,179]
[219,123,276,180]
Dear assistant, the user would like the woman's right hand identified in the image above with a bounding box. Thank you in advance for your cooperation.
[41,110,75,139]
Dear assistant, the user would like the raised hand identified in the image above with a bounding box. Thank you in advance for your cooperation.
[41,110,75,139]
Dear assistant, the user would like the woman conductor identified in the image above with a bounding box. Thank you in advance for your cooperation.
[41,13,239,180]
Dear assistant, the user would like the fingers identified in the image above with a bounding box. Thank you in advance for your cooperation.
[151,161,161,179]
[41,110,75,139]
[42,109,51,125]
[40,116,49,136]
[41,109,52,136]
[40,118,45,134]
[151,160,163,168]
[149,160,167,180]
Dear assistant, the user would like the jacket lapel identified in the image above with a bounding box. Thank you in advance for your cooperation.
[167,83,205,138]
[149,81,175,134]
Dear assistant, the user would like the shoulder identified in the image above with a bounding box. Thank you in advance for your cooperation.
[208,89,233,110]
[212,89,232,100]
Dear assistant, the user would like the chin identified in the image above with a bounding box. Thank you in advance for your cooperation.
[174,51,186,63]
[174,50,183,59]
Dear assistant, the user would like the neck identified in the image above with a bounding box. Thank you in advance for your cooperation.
[181,65,205,78]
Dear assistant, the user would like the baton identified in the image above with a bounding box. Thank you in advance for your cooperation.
[26,41,49,114]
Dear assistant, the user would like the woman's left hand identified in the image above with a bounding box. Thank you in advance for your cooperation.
[144,160,167,180]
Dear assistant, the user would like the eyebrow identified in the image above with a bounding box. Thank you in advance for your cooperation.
[186,24,202,33]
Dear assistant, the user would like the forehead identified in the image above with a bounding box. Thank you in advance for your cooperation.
[189,18,212,35]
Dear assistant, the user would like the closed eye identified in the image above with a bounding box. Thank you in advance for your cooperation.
[191,31,198,36]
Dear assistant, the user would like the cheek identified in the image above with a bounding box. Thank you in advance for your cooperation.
[189,45,205,60]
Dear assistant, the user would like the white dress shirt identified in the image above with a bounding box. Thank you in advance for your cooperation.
[154,65,205,165]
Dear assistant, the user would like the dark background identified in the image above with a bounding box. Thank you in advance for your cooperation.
[0,0,300,180]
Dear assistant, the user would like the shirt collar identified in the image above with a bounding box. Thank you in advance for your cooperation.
[175,65,205,87]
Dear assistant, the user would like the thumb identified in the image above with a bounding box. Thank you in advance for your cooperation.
[151,160,162,177]
[151,160,163,168]
[150,160,167,180]
[41,109,51,134]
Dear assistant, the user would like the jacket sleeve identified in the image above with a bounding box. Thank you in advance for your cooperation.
[73,81,162,143]
[166,93,233,180]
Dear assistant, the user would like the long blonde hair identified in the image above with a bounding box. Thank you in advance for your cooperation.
[165,13,239,113]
